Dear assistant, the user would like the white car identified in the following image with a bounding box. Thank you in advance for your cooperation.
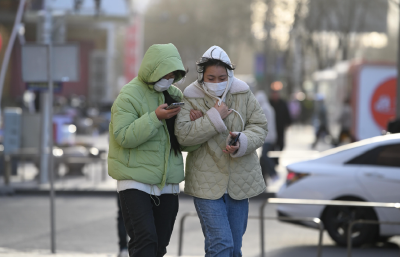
[277,134,400,246]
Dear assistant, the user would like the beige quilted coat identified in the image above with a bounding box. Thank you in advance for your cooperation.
[175,78,268,200]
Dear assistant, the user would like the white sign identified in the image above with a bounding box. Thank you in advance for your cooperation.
[21,44,79,82]
[356,65,396,140]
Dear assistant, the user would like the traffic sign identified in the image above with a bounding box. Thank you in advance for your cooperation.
[21,44,79,82]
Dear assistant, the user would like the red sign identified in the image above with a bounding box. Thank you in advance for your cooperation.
[370,77,397,129]
[124,16,143,82]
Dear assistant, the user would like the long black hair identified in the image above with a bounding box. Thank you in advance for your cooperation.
[163,90,181,156]
[149,70,186,156]
[152,69,186,156]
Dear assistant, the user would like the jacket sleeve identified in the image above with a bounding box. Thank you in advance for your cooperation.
[231,92,268,158]
[112,93,163,149]
[175,97,227,146]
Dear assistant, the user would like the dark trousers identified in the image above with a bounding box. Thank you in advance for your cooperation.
[117,193,128,251]
[337,129,355,144]
[312,124,331,148]
[260,142,277,182]
[273,130,286,166]
[118,189,179,257]
[276,129,285,151]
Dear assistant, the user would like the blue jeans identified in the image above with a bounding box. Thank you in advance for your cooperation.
[193,194,249,257]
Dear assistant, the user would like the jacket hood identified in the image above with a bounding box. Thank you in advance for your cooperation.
[197,46,235,105]
[202,45,233,67]
[138,43,185,84]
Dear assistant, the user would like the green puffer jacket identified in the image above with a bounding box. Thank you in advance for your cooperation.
[175,78,268,200]
[108,43,198,189]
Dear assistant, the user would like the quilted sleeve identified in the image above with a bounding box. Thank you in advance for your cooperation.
[241,91,268,155]
[112,93,163,149]
[175,97,225,146]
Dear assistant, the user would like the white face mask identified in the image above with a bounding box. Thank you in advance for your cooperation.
[154,78,174,92]
[203,81,228,97]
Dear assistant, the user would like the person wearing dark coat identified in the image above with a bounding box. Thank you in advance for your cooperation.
[270,90,292,152]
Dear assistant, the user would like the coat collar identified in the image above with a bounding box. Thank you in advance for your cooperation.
[183,77,249,99]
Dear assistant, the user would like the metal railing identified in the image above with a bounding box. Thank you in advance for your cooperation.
[177,198,400,257]
[251,215,324,257]
[178,212,197,256]
[178,212,324,257]
[261,198,400,257]
[347,220,400,257]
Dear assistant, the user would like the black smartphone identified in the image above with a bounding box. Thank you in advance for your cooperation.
[229,133,241,146]
[165,102,185,110]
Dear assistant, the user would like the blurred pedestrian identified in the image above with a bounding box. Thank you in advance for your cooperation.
[269,90,291,164]
[312,93,331,148]
[175,46,268,257]
[300,96,314,124]
[255,91,278,184]
[336,98,355,145]
[108,43,201,257]
[288,95,301,124]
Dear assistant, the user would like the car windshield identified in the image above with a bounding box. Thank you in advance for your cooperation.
[317,135,398,159]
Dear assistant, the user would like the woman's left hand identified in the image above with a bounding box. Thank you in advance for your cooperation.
[190,109,203,121]
[223,132,240,154]
[223,144,239,154]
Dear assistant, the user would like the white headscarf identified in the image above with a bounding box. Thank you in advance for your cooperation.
[196,46,234,106]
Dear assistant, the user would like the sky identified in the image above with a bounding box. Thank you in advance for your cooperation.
[48,0,130,16]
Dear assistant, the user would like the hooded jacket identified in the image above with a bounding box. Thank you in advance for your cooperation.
[255,91,277,144]
[108,43,198,189]
[175,46,268,200]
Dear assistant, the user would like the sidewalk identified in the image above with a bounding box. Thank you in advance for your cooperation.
[0,247,200,257]
[0,247,113,257]
[1,125,330,196]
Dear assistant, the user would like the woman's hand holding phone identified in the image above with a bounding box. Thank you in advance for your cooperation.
[223,132,240,154]
[155,103,181,120]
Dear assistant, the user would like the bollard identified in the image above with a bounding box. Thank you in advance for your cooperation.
[4,155,11,185]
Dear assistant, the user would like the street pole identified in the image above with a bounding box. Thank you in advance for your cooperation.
[42,0,56,253]
[47,38,56,255]
[397,0,400,119]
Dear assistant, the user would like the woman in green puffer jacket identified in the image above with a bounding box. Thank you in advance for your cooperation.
[108,43,201,257]
[175,46,268,257]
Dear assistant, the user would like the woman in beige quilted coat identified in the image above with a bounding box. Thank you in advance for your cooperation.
[175,46,268,257]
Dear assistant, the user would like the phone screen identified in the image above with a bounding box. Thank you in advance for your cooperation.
[166,102,184,110]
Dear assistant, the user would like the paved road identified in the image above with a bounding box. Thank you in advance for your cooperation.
[0,195,399,257]
[1,126,399,256]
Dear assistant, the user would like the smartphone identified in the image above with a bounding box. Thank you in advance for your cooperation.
[165,102,185,110]
[229,133,241,146]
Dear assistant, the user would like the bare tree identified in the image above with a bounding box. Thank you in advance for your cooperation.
[279,0,389,95]
[303,0,387,68]
[143,0,253,87]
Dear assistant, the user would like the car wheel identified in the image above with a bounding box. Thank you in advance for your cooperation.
[377,236,392,243]
[323,205,378,247]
